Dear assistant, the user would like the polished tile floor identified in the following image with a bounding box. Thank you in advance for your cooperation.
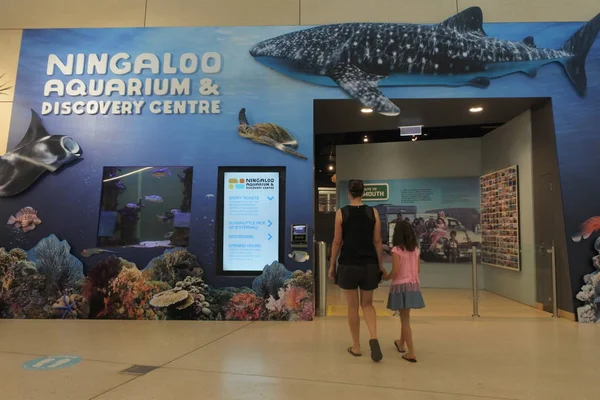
[1,288,598,400]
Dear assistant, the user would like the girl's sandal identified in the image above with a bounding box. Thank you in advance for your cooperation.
[347,347,362,357]
[394,340,406,353]
[402,354,417,363]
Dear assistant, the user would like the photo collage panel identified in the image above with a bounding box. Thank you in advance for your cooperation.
[480,166,520,270]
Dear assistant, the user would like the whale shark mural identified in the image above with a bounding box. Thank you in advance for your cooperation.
[250,7,600,116]
[0,110,83,197]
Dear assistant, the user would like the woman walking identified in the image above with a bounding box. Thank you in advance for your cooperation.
[328,180,385,362]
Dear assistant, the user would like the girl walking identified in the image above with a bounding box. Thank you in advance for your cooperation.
[384,220,425,363]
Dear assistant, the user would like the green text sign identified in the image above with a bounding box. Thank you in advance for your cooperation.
[363,184,389,201]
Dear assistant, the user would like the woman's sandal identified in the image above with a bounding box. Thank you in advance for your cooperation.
[347,347,362,357]
[394,341,406,353]
[369,339,383,362]
[402,354,417,363]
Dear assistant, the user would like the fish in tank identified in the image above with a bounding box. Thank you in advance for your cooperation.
[97,166,193,248]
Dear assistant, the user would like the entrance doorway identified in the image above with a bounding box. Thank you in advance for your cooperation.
[314,98,568,319]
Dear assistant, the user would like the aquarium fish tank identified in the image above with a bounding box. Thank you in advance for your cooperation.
[97,166,193,248]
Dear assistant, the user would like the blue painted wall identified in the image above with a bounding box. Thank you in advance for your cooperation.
[1,19,599,302]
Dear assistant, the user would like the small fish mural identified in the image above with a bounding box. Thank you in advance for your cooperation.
[288,250,310,263]
[164,231,174,239]
[7,206,42,233]
[205,194,215,199]
[126,203,141,209]
[152,167,171,178]
[144,195,164,203]
[80,248,117,258]
[572,216,600,242]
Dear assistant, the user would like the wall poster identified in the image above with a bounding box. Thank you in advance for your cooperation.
[340,177,481,264]
[480,166,521,271]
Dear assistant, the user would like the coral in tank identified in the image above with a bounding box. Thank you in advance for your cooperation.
[82,256,124,318]
[576,238,600,323]
[225,292,264,321]
[252,261,293,299]
[26,235,84,291]
[143,247,203,287]
[170,166,193,247]
[117,203,142,245]
[98,168,127,247]
[179,167,193,213]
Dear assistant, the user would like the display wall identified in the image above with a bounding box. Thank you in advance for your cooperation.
[481,111,537,307]
[337,138,486,289]
[0,6,599,319]
[0,27,316,321]
[337,113,537,307]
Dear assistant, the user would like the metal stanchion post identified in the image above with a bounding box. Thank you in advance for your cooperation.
[316,241,327,317]
[472,245,480,318]
[549,242,558,319]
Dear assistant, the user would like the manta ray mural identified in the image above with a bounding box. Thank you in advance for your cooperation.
[0,110,83,197]
[250,7,600,116]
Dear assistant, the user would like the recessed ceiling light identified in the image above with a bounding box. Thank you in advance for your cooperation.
[328,165,335,171]
[363,136,369,143]
[411,136,418,142]
[469,107,483,113]
[361,108,373,113]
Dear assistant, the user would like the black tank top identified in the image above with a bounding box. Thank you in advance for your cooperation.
[338,205,378,266]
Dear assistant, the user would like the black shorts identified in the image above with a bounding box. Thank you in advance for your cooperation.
[336,264,381,291]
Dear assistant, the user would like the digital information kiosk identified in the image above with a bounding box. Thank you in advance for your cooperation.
[217,167,286,275]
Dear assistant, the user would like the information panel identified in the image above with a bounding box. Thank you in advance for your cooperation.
[218,169,284,274]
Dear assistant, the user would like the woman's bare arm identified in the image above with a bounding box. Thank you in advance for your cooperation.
[373,208,384,271]
[328,209,343,280]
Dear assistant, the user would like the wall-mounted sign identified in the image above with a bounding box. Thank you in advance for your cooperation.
[217,167,286,275]
[22,356,82,371]
[363,184,389,201]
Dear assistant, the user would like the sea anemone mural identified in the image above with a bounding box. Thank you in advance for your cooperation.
[0,239,314,321]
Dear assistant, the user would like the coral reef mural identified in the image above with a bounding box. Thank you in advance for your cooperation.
[2,12,599,319]
[0,236,313,321]
[575,238,600,323]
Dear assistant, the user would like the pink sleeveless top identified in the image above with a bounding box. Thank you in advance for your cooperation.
[391,246,420,285]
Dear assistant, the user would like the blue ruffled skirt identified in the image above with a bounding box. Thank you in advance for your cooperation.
[387,282,425,310]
